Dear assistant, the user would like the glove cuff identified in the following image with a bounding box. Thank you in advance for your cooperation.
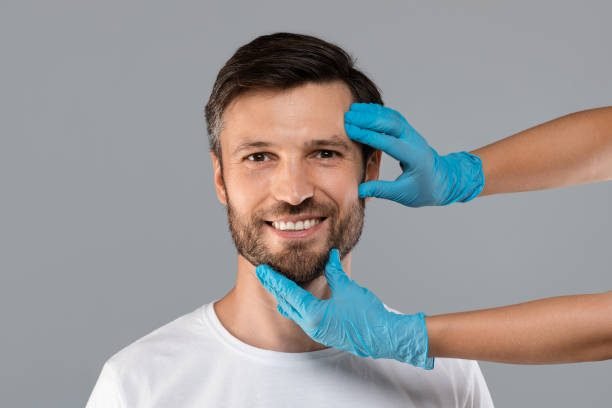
[417,312,435,369]
[393,312,435,370]
[440,151,485,205]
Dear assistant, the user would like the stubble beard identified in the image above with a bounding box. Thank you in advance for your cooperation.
[225,192,365,284]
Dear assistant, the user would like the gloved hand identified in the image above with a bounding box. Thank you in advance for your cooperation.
[345,103,485,206]
[255,248,434,369]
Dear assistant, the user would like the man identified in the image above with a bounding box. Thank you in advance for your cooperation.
[86,32,493,407]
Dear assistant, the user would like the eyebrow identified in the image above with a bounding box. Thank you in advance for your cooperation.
[306,136,351,152]
[232,135,351,155]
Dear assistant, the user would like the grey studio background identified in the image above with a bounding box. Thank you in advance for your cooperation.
[1,1,611,407]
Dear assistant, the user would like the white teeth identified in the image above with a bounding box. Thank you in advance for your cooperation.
[272,218,321,231]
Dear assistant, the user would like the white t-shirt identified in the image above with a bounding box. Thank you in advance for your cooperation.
[86,301,494,407]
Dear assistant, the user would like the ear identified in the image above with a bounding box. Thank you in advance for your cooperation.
[210,151,228,205]
[364,149,382,182]
[363,150,382,204]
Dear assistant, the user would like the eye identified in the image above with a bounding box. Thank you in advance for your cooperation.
[315,150,341,159]
[245,152,271,162]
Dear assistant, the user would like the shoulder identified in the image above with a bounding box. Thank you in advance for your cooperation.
[105,303,210,376]
[86,303,215,407]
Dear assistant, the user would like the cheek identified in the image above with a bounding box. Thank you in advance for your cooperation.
[223,168,271,210]
[313,166,360,206]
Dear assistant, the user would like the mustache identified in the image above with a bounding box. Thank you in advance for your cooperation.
[256,197,337,221]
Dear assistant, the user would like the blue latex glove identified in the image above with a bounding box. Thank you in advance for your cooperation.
[345,103,485,206]
[255,248,434,369]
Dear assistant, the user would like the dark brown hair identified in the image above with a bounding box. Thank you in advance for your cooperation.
[204,32,383,164]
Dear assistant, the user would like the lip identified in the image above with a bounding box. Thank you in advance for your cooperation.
[265,217,327,239]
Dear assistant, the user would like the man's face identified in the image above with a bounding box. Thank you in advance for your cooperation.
[211,81,380,284]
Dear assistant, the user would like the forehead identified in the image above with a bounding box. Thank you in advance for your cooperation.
[220,81,354,151]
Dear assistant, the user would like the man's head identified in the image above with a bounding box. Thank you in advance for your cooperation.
[204,33,383,284]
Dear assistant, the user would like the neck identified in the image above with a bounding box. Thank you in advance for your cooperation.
[214,252,352,352]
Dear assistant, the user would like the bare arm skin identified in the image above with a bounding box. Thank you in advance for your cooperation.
[471,106,612,196]
[425,109,612,364]
[426,291,612,363]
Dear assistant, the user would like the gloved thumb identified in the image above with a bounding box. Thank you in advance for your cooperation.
[324,248,349,292]
[358,180,397,200]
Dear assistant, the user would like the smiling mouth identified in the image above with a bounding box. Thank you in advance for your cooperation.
[265,217,327,231]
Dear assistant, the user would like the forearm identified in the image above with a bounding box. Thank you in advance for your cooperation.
[425,291,612,364]
[470,107,612,196]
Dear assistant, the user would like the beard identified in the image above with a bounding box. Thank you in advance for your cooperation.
[225,193,365,285]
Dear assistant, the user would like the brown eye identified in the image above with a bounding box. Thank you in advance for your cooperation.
[246,152,269,162]
[316,150,339,159]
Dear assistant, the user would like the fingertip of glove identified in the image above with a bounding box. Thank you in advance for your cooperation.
[344,121,359,133]
[350,102,380,112]
[344,110,354,122]
[255,264,270,281]
[330,248,341,264]
[358,183,374,198]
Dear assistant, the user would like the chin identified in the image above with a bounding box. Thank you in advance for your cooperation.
[262,249,328,285]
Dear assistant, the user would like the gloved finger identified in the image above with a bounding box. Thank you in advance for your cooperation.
[347,122,431,173]
[401,119,428,147]
[255,264,320,316]
[349,103,425,147]
[344,103,405,137]
[276,296,304,325]
[345,123,408,163]
[324,248,350,292]
[347,103,428,148]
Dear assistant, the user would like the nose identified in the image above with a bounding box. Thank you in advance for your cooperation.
[270,158,314,206]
